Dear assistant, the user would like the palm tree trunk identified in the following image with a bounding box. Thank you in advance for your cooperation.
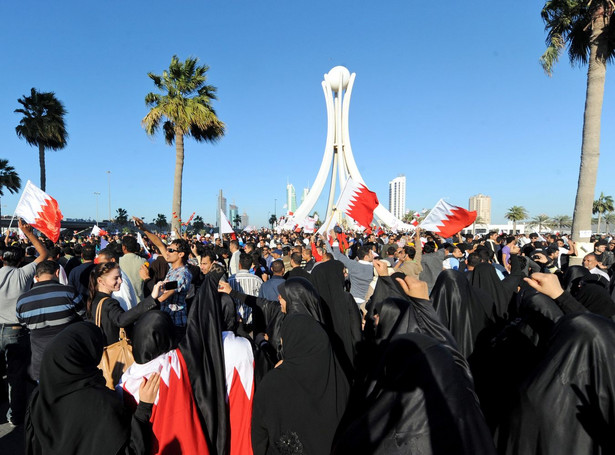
[39,144,46,191]
[513,220,517,234]
[571,14,609,242]
[597,213,602,233]
[172,129,184,232]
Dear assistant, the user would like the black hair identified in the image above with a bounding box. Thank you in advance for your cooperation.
[2,247,24,267]
[170,239,190,264]
[239,252,253,270]
[87,262,120,317]
[387,245,397,256]
[122,236,140,254]
[403,245,416,259]
[357,245,372,260]
[98,247,119,262]
[36,260,60,277]
[467,252,481,268]
[271,260,285,274]
[423,242,436,254]
[82,245,96,261]
[290,252,302,265]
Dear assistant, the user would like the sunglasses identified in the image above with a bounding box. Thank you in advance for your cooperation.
[167,248,178,253]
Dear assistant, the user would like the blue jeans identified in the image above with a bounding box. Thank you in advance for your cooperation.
[0,324,30,424]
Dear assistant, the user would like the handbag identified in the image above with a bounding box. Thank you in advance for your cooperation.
[95,297,135,389]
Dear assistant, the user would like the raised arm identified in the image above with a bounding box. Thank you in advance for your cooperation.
[19,219,48,263]
[133,217,167,256]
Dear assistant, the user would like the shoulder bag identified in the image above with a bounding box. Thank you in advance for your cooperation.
[95,297,135,389]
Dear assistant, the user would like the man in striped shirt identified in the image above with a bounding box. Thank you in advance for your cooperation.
[229,252,263,326]
[16,260,84,381]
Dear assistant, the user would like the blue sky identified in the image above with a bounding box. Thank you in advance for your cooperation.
[1,1,614,227]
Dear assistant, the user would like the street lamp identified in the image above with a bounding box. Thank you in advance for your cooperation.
[274,198,277,217]
[106,171,111,221]
[93,192,101,224]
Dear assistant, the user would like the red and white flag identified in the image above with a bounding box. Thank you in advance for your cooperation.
[336,178,379,228]
[220,210,234,234]
[413,212,420,218]
[14,180,63,242]
[419,199,477,238]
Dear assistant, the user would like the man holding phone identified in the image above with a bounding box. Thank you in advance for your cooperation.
[133,217,193,341]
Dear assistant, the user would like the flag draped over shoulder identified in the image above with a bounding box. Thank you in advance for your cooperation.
[14,180,63,242]
[419,199,477,238]
[336,178,379,228]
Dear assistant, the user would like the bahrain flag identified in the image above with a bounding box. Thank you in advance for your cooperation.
[336,178,379,228]
[14,180,63,242]
[420,199,477,238]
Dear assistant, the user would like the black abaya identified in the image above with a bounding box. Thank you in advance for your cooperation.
[332,333,496,455]
[498,313,615,454]
[430,269,495,358]
[251,314,349,455]
[25,322,153,455]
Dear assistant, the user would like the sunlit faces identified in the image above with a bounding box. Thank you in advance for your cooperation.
[97,267,122,293]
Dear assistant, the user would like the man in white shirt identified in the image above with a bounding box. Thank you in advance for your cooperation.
[98,247,138,311]
[583,253,610,281]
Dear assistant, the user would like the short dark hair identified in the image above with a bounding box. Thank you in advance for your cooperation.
[170,239,190,263]
[403,245,416,259]
[229,240,239,250]
[423,242,436,254]
[25,246,36,256]
[290,252,302,266]
[122,236,140,254]
[239,252,252,270]
[36,260,60,277]
[82,245,96,261]
[271,260,285,274]
[387,246,397,256]
[98,247,119,262]
[48,246,62,259]
[357,245,372,260]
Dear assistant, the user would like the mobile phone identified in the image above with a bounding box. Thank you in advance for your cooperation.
[165,281,179,290]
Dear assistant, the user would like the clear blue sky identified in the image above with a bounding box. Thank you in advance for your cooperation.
[1,1,614,227]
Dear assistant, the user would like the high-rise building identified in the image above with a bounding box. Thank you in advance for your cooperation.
[241,211,249,228]
[229,204,239,227]
[216,189,227,228]
[286,183,297,214]
[301,187,309,204]
[389,175,406,220]
[469,194,491,225]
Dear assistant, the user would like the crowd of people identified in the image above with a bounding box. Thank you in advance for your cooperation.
[1,217,615,454]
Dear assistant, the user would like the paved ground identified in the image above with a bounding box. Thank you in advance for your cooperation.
[0,401,24,455]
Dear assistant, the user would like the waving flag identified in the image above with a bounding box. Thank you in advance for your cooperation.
[336,178,379,228]
[14,180,63,242]
[419,199,476,238]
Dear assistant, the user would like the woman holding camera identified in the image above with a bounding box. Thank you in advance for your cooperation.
[88,262,161,346]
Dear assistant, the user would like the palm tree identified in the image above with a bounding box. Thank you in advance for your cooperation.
[142,55,225,231]
[154,213,168,231]
[0,160,21,196]
[592,192,614,232]
[604,212,615,233]
[550,214,573,231]
[540,1,615,242]
[116,208,128,226]
[530,214,553,232]
[15,88,68,191]
[192,215,205,232]
[269,214,277,229]
[505,206,528,234]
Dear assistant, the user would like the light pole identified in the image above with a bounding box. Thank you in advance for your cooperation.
[93,192,101,224]
[106,171,111,221]
[274,198,277,217]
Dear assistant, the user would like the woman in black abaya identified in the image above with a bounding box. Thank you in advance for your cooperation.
[332,332,496,455]
[430,269,496,358]
[25,322,160,455]
[251,314,349,455]
[310,259,362,373]
[498,313,615,454]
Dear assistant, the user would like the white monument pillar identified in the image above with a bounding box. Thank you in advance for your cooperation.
[291,66,411,230]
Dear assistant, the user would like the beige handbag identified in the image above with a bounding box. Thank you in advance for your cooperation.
[95,297,135,389]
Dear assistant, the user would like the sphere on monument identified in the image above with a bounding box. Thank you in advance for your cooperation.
[326,66,351,91]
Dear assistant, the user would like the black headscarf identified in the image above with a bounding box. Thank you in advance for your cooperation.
[277,277,325,322]
[310,259,362,374]
[179,275,229,455]
[132,311,176,364]
[498,313,615,454]
[431,269,496,358]
[26,322,131,455]
[561,265,591,292]
[572,276,615,318]
[470,263,517,319]
[251,314,349,455]
[332,333,496,455]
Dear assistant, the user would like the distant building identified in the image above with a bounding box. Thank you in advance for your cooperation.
[241,211,249,228]
[217,190,227,228]
[301,187,309,204]
[388,175,406,220]
[286,183,297,214]
[229,204,239,227]
[469,194,491,225]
